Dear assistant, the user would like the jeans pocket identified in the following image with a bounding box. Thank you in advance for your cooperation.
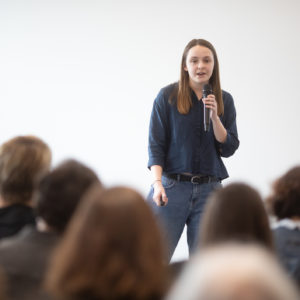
[161,176,176,189]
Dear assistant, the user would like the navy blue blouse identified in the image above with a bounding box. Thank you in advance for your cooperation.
[148,83,239,180]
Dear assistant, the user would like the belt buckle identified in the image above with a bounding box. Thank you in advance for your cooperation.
[191,176,201,184]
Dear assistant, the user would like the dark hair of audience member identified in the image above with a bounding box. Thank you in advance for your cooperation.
[266,166,300,219]
[45,185,168,300]
[35,159,100,233]
[0,135,51,205]
[199,182,273,250]
[0,267,7,300]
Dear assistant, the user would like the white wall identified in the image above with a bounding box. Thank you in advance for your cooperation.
[1,0,300,261]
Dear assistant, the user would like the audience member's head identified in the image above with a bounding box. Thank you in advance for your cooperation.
[35,159,101,234]
[199,182,273,250]
[46,185,168,300]
[266,166,300,220]
[0,267,7,300]
[166,243,300,300]
[0,135,51,206]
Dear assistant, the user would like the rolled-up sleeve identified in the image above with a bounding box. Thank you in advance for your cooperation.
[217,93,240,158]
[148,91,169,169]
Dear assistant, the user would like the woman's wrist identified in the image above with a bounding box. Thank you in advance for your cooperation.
[152,179,162,186]
[211,115,220,123]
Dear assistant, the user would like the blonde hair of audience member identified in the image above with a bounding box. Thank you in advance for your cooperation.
[166,243,300,300]
[199,182,273,250]
[46,186,169,300]
[0,135,51,206]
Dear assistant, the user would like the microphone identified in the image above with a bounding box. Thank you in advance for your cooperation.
[203,84,212,132]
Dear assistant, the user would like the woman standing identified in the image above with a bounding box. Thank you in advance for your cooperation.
[147,39,239,259]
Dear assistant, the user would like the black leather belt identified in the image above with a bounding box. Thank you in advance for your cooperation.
[165,174,219,184]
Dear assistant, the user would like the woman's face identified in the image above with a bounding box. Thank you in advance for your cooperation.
[184,45,214,88]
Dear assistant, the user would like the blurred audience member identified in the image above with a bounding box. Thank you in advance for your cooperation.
[0,267,7,300]
[46,186,169,300]
[266,166,300,285]
[199,182,273,250]
[0,159,101,300]
[0,135,51,239]
[166,243,300,300]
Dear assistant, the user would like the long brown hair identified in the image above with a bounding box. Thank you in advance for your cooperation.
[199,183,274,251]
[46,185,168,300]
[176,39,223,115]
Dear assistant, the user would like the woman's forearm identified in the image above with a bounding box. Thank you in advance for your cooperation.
[150,165,163,182]
[211,116,227,143]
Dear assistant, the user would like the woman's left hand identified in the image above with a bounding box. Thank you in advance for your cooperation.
[202,94,218,121]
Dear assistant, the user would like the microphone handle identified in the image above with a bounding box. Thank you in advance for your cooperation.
[203,90,211,132]
[204,106,211,132]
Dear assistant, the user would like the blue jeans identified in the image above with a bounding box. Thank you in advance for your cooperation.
[147,175,222,260]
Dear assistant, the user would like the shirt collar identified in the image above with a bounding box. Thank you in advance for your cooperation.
[273,218,300,230]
